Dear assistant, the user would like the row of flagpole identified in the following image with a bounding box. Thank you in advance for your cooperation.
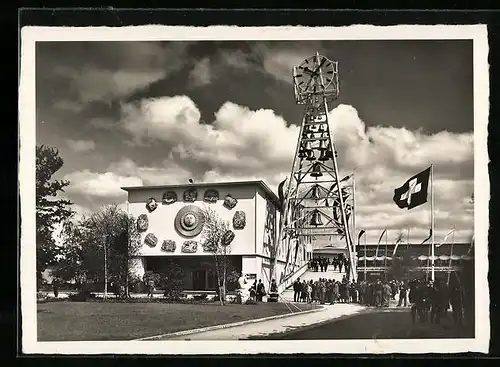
[358,226,464,281]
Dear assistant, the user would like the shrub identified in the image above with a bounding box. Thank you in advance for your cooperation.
[128,275,143,293]
[193,294,208,301]
[37,291,48,301]
[68,290,95,302]
[162,279,184,300]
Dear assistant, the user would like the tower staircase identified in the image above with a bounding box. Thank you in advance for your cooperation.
[272,52,357,295]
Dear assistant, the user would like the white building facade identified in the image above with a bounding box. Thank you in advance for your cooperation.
[122,181,312,292]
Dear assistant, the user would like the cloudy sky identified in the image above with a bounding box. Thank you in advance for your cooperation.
[36,39,474,243]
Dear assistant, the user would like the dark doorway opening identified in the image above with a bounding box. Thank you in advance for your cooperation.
[192,269,207,290]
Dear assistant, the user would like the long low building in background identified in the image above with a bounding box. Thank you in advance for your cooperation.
[349,242,474,282]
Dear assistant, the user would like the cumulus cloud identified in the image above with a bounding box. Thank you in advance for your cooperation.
[120,96,298,179]
[67,139,95,152]
[64,170,143,199]
[107,157,194,186]
[66,96,473,243]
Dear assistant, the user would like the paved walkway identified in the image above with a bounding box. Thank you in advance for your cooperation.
[155,303,367,340]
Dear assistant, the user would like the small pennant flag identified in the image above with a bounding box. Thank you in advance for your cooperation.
[392,233,405,256]
[327,174,353,195]
[393,167,431,210]
[357,229,366,246]
[420,229,432,245]
[436,228,455,248]
[340,174,352,183]
[466,234,475,255]
[377,228,387,245]
[277,178,287,213]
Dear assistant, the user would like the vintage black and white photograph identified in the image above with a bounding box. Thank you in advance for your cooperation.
[19,25,489,354]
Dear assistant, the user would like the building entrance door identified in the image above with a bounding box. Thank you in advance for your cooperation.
[192,269,207,290]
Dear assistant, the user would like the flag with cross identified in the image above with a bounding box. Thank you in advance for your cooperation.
[393,166,431,210]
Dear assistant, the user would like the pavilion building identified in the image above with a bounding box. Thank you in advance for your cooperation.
[121,180,312,293]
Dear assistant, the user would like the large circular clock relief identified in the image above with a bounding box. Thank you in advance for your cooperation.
[174,205,205,238]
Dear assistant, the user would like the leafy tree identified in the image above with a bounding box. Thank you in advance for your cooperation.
[54,205,141,298]
[36,145,74,286]
[200,206,232,306]
[84,205,142,297]
[50,221,85,285]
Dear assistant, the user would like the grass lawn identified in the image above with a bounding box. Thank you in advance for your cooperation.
[37,301,317,341]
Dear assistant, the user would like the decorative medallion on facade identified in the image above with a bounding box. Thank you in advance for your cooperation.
[182,240,198,253]
[137,214,149,232]
[202,239,217,252]
[223,194,238,210]
[144,233,158,247]
[221,230,235,247]
[146,198,158,213]
[232,210,246,230]
[204,189,219,203]
[161,240,176,252]
[174,205,205,238]
[183,188,198,202]
[162,191,177,205]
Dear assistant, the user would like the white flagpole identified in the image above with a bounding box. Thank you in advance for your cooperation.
[447,228,455,286]
[431,164,435,282]
[406,227,410,283]
[364,233,367,281]
[352,173,356,268]
[384,229,388,280]
[407,227,410,251]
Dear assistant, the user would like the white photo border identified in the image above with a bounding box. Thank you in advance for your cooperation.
[19,24,490,355]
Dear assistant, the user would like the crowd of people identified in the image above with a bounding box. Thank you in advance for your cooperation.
[308,256,350,274]
[235,256,469,328]
[292,268,467,327]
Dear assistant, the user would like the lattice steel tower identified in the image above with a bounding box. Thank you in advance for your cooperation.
[275,52,357,286]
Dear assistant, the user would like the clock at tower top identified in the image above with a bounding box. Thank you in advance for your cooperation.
[293,53,337,96]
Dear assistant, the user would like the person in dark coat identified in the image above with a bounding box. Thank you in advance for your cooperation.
[398,281,408,307]
[344,259,350,276]
[293,278,301,302]
[326,280,334,304]
[409,280,421,323]
[256,280,266,302]
[249,280,257,301]
[52,278,59,298]
[300,280,307,302]
[374,280,383,307]
[359,281,366,305]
